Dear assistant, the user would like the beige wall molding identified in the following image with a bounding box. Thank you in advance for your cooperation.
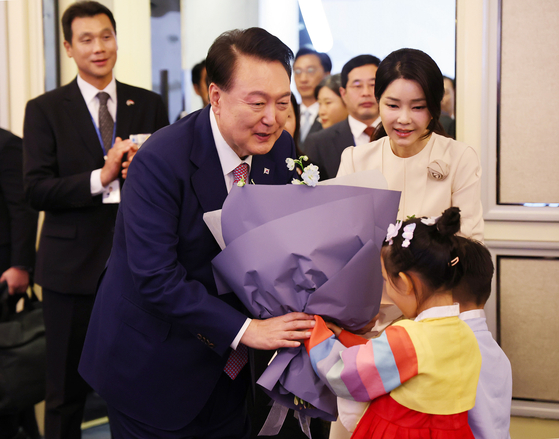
[486,239,559,419]
[480,0,559,222]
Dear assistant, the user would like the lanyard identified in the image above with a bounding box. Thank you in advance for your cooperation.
[90,112,117,157]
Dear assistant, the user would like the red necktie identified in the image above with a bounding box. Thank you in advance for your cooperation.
[224,162,250,379]
[224,343,248,380]
[232,163,249,186]
[364,126,375,142]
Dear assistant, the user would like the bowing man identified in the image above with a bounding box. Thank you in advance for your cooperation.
[79,27,316,439]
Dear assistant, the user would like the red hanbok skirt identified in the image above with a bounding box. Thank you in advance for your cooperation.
[351,394,474,439]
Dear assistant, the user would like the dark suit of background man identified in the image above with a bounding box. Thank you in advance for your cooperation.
[78,27,316,439]
[293,47,331,149]
[0,129,39,439]
[22,2,168,438]
[305,55,381,180]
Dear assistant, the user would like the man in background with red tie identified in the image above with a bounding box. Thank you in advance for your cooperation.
[78,27,315,439]
[22,2,168,438]
[305,55,381,180]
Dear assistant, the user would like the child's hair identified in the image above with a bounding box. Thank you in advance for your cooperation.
[452,237,494,307]
[372,48,448,141]
[381,207,464,306]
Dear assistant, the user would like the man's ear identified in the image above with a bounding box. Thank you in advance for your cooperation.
[208,83,221,114]
[63,40,73,58]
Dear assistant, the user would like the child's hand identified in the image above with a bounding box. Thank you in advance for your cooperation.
[353,313,380,335]
[325,321,342,337]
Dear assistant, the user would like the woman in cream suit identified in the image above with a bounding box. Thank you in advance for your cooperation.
[338,48,483,240]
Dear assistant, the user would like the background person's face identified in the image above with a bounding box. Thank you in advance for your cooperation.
[64,14,117,89]
[441,77,455,116]
[293,54,325,102]
[211,55,292,158]
[318,87,348,128]
[340,64,378,125]
[194,67,209,107]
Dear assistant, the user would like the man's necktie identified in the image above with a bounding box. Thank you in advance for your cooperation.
[364,126,375,142]
[97,92,114,152]
[232,162,249,186]
[223,162,250,380]
[300,110,312,143]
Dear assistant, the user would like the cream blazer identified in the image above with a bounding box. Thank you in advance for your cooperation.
[338,133,484,240]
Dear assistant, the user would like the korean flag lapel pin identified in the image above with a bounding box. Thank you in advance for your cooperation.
[263,168,270,175]
[126,99,135,106]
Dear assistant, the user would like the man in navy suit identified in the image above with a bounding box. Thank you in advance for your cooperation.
[22,2,168,438]
[79,28,316,439]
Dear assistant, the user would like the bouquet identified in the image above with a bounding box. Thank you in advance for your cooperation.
[209,170,400,424]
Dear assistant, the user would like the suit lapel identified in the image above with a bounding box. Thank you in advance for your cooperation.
[251,154,278,184]
[190,107,229,213]
[338,119,355,147]
[115,81,134,138]
[63,79,104,162]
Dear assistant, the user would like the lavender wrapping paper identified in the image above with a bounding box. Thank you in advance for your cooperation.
[212,183,400,420]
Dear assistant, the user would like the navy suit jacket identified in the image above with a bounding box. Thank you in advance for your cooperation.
[304,118,355,180]
[79,106,297,430]
[23,78,169,295]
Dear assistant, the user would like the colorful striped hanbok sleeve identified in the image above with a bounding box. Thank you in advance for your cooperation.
[305,316,418,402]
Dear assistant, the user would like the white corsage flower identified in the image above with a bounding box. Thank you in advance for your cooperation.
[427,159,450,181]
[301,164,320,187]
[286,158,295,171]
[401,223,416,248]
[288,156,320,187]
[385,221,402,245]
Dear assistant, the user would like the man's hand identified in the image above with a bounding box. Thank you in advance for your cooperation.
[100,137,135,186]
[0,267,30,295]
[240,312,315,350]
[121,142,139,179]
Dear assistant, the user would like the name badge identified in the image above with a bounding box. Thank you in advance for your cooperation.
[102,180,121,204]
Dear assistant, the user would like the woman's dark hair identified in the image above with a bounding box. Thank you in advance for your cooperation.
[314,73,342,100]
[206,28,294,92]
[372,48,447,141]
[62,1,116,43]
[289,93,302,154]
[382,207,464,305]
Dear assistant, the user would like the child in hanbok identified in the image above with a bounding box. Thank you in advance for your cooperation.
[306,207,482,438]
[454,237,512,439]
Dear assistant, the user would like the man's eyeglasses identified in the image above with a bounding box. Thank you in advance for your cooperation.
[294,67,319,76]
